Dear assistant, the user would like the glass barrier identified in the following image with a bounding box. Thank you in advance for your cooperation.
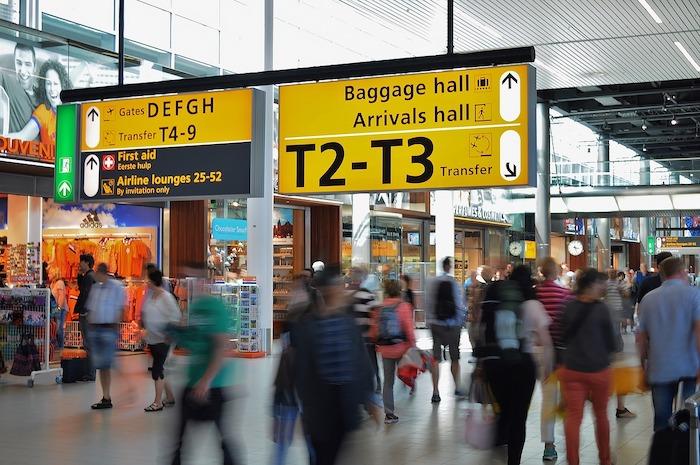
[550,157,699,187]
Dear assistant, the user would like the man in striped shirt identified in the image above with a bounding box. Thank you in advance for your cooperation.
[348,267,380,392]
[536,257,572,462]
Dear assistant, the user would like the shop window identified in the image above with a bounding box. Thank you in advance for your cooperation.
[124,0,171,51]
[174,55,219,77]
[41,14,115,50]
[41,0,115,33]
[172,15,219,66]
[173,0,219,28]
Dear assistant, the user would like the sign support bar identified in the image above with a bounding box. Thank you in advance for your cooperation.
[61,47,535,103]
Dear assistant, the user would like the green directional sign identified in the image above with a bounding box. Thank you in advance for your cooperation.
[647,236,655,256]
[55,104,79,203]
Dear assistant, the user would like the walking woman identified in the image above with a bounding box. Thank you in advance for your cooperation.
[371,279,416,424]
[560,268,616,465]
[141,268,181,412]
[478,265,552,465]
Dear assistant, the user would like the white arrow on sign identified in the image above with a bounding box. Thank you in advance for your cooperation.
[83,154,100,197]
[500,130,521,182]
[499,71,521,123]
[85,106,100,148]
[57,180,72,197]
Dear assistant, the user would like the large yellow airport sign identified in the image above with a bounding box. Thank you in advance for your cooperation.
[278,64,535,194]
[80,89,253,152]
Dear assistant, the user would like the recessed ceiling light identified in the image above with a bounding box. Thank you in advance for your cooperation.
[675,42,700,73]
[637,0,663,23]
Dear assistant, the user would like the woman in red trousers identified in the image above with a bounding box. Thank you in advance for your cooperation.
[559,268,617,465]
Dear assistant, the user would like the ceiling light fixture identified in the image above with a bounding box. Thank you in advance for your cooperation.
[642,120,648,130]
[637,0,663,23]
[675,42,700,73]
[671,116,679,125]
[642,144,647,151]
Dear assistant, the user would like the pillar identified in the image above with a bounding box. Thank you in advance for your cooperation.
[434,190,454,275]
[598,134,610,186]
[351,193,371,268]
[535,102,551,260]
[597,217,611,271]
[246,0,274,353]
[640,160,651,267]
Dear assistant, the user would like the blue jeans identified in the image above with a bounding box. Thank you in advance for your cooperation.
[651,378,697,431]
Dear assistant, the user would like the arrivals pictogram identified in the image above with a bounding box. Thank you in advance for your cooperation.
[475,103,492,121]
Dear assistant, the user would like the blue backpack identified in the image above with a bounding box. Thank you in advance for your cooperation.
[376,304,406,346]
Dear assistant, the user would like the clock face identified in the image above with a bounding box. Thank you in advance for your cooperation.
[568,240,583,256]
[509,241,522,257]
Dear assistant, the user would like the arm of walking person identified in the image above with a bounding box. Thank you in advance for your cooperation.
[191,333,227,401]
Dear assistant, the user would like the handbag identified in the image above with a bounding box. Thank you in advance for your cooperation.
[10,333,41,376]
[612,365,647,395]
[464,377,498,450]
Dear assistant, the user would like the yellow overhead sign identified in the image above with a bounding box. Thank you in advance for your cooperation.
[278,64,535,194]
[80,89,253,151]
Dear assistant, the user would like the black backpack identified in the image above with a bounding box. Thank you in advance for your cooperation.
[435,279,457,320]
[474,281,525,361]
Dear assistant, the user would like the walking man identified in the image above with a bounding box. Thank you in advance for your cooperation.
[76,254,95,352]
[87,263,125,409]
[426,257,467,403]
[638,256,700,431]
[536,257,572,461]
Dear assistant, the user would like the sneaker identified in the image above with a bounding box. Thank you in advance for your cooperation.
[384,414,399,424]
[431,393,441,403]
[91,398,113,410]
[616,408,637,419]
[542,446,558,461]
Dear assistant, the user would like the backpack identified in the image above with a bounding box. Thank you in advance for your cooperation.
[376,304,406,346]
[435,279,457,320]
[474,281,525,361]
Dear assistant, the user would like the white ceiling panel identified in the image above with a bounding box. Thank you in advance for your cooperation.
[301,0,700,89]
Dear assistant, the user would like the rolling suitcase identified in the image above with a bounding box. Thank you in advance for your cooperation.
[649,392,700,465]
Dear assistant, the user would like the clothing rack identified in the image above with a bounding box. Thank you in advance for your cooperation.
[43,233,152,239]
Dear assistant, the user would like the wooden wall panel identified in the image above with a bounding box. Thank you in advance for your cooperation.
[169,200,208,278]
[628,242,641,271]
[310,205,341,269]
[293,209,305,274]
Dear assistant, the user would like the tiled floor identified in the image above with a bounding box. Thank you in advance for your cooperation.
[0,332,655,465]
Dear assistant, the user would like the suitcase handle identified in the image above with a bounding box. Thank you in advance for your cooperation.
[686,391,700,465]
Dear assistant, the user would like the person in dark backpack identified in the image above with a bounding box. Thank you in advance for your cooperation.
[371,279,415,424]
[477,266,551,465]
[426,257,467,403]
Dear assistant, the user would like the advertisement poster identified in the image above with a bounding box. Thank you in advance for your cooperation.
[685,216,700,237]
[273,207,293,238]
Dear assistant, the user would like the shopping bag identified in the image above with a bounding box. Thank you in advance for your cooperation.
[465,404,497,449]
[612,365,647,395]
[398,347,423,369]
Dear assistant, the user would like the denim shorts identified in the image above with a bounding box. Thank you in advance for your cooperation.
[88,327,118,370]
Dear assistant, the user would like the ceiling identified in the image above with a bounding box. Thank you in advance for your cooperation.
[540,78,700,173]
[336,0,700,90]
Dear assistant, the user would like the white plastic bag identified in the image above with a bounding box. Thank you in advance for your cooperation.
[465,403,497,450]
[398,347,423,369]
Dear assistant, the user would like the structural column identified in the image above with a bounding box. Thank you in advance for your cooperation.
[596,135,611,270]
[434,190,454,274]
[597,217,611,270]
[535,102,551,260]
[639,160,652,267]
[351,193,371,268]
[246,0,274,353]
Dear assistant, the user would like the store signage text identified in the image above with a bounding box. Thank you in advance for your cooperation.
[454,204,508,224]
[54,89,265,203]
[212,218,248,242]
[0,135,54,161]
[278,65,535,194]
